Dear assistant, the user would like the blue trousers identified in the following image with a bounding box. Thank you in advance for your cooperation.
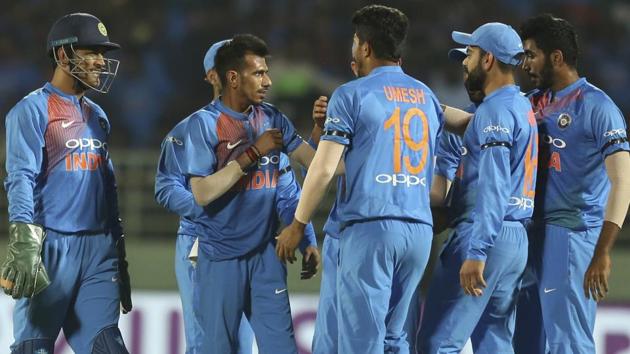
[193,241,296,354]
[11,230,125,353]
[513,226,546,354]
[538,224,598,354]
[338,220,432,354]
[175,234,254,354]
[418,221,527,354]
[312,235,339,354]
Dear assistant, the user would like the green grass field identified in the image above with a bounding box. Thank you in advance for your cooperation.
[122,240,630,300]
[0,239,628,300]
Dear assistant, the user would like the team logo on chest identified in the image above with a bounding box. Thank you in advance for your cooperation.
[557,113,572,129]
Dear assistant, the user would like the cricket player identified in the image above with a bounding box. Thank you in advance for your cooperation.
[276,5,444,353]
[520,14,630,354]
[0,13,130,353]
[181,34,320,353]
[155,38,321,354]
[406,47,484,353]
[418,22,538,354]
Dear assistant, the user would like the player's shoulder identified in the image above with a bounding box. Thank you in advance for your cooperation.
[330,80,362,104]
[83,96,108,121]
[259,101,285,117]
[187,102,221,126]
[168,117,191,138]
[579,80,617,109]
[8,87,48,117]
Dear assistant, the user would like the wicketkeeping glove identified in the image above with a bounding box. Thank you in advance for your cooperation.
[0,222,50,298]
[116,234,132,314]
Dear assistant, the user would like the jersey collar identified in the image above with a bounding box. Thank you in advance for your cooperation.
[213,97,256,121]
[44,82,82,105]
[482,84,519,102]
[367,65,403,77]
[553,77,586,100]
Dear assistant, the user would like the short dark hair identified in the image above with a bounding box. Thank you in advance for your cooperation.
[214,34,269,87]
[520,13,579,68]
[351,5,408,61]
[478,48,516,74]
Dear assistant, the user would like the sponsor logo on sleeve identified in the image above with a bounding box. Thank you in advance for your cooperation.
[483,125,510,134]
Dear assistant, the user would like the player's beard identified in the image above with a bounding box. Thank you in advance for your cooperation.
[464,60,486,95]
[536,56,555,91]
[69,62,91,94]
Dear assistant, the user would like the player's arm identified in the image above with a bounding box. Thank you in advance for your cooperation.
[584,151,630,301]
[431,133,461,206]
[274,156,320,278]
[310,96,328,147]
[430,175,452,208]
[276,105,344,175]
[187,114,282,206]
[1,103,51,298]
[276,140,345,263]
[584,101,630,301]
[461,111,513,297]
[441,104,473,136]
[154,138,199,218]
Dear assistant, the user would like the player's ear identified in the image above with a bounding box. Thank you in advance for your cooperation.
[550,49,564,68]
[227,70,239,88]
[482,52,494,71]
[55,47,70,67]
[363,41,372,59]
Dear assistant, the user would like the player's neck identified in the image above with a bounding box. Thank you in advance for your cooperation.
[50,70,86,99]
[551,69,580,93]
[363,59,399,76]
[221,91,251,113]
[483,72,515,96]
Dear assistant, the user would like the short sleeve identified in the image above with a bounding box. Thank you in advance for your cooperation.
[321,85,355,146]
[435,132,462,181]
[182,114,217,177]
[472,105,515,149]
[273,110,303,154]
[590,97,630,158]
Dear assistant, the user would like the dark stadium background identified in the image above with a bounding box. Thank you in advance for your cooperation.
[0,1,629,353]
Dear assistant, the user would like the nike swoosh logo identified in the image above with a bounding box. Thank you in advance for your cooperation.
[227,140,242,150]
[61,121,73,128]
[544,288,556,293]
[275,288,287,295]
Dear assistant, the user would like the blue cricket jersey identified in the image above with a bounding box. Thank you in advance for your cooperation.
[529,78,629,230]
[449,85,538,260]
[321,65,444,227]
[181,99,306,260]
[5,83,121,234]
[435,103,476,182]
[155,117,204,236]
[155,120,316,250]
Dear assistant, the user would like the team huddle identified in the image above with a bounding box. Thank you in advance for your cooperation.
[1,4,629,354]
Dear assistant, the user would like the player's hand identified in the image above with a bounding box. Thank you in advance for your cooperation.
[460,259,487,297]
[1,223,50,299]
[254,129,283,156]
[312,96,328,129]
[275,220,305,264]
[583,251,611,302]
[301,246,320,280]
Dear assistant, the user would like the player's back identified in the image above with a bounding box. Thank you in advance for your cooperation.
[325,66,443,227]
